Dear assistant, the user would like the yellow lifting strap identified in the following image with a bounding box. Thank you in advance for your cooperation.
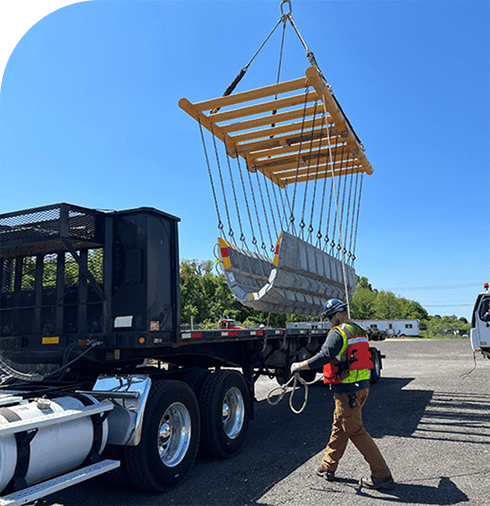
[179,66,373,188]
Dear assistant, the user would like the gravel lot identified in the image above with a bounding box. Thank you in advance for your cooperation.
[38,339,490,506]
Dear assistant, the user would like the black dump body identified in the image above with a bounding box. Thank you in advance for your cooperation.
[0,203,181,369]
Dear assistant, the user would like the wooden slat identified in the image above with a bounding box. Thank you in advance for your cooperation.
[278,165,365,185]
[271,162,363,181]
[257,159,364,178]
[228,115,335,143]
[241,133,345,158]
[254,152,361,176]
[208,91,320,124]
[265,158,363,179]
[251,141,359,169]
[191,76,307,112]
[221,105,333,136]
[258,149,362,172]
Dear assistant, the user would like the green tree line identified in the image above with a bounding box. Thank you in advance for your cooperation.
[7,254,470,337]
[350,276,470,338]
[180,260,471,337]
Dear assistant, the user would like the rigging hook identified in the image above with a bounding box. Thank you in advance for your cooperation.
[280,0,292,17]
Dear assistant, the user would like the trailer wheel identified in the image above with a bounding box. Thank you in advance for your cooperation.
[199,370,250,459]
[370,348,381,384]
[183,368,211,398]
[124,380,200,491]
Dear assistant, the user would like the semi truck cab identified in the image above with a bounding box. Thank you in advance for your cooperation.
[219,318,245,330]
[470,283,490,358]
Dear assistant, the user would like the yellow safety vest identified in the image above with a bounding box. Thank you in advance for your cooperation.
[323,323,372,384]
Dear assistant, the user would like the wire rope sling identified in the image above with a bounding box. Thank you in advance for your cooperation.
[178,0,373,316]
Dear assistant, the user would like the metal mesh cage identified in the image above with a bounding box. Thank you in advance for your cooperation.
[0,203,104,258]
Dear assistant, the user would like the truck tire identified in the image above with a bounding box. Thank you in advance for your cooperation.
[103,444,134,488]
[183,368,211,398]
[370,348,381,384]
[199,370,250,459]
[124,380,200,491]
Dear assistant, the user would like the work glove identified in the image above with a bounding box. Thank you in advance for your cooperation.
[290,362,302,374]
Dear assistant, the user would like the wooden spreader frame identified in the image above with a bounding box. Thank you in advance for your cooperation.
[179,66,373,188]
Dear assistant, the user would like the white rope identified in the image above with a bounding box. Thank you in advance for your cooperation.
[267,372,317,414]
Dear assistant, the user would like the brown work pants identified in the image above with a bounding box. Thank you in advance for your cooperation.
[322,388,391,478]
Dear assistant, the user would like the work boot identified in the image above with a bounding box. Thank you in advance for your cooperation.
[360,474,394,490]
[316,464,335,481]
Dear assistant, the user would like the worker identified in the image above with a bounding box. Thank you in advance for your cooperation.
[290,298,394,490]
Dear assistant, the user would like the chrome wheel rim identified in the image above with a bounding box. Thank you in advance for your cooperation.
[158,402,191,467]
[222,386,245,439]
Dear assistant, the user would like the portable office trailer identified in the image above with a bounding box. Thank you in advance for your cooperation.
[354,319,420,337]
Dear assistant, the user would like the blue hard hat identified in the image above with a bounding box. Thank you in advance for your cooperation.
[322,299,347,319]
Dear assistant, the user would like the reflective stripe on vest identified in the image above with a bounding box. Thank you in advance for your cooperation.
[323,323,373,384]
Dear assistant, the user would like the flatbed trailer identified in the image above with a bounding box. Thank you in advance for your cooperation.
[0,203,382,505]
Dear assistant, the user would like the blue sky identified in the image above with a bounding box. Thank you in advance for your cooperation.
[0,0,488,321]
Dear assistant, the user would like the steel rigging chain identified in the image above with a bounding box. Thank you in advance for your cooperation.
[262,172,279,244]
[289,87,310,233]
[216,0,320,103]
[280,0,319,69]
[246,164,266,253]
[300,102,319,240]
[348,173,361,262]
[236,154,257,247]
[351,173,364,262]
[210,125,234,241]
[254,166,275,252]
[224,141,246,244]
[197,114,225,236]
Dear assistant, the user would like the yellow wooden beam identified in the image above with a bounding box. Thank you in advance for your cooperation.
[305,66,373,175]
[223,108,328,137]
[179,97,237,156]
[228,115,335,143]
[192,76,307,112]
[275,164,365,186]
[257,156,363,179]
[252,141,360,171]
[208,91,320,123]
[179,65,374,186]
[235,129,342,158]
[244,133,349,159]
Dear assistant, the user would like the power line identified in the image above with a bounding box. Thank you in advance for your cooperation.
[390,283,479,291]
[424,304,474,307]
